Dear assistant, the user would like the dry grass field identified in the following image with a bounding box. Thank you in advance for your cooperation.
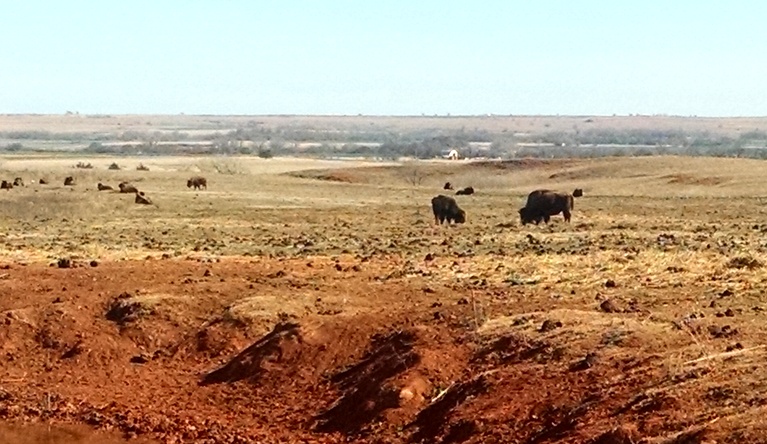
[3,147,767,442]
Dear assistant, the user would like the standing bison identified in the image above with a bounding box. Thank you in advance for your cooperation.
[187,176,207,190]
[518,189,579,225]
[431,195,466,225]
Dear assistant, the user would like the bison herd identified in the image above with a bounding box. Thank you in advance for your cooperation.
[432,184,584,228]
[0,175,209,206]
[1,166,580,227]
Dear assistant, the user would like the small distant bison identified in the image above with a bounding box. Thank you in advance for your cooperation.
[431,195,466,225]
[443,182,453,190]
[456,186,475,196]
[64,176,75,186]
[519,189,581,225]
[573,188,583,197]
[39,178,49,185]
[1,180,13,190]
[13,178,23,187]
[118,182,138,194]
[187,176,207,190]
[98,183,114,191]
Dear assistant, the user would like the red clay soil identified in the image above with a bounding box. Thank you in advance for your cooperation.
[0,258,753,443]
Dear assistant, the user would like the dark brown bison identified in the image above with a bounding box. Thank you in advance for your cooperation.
[443,182,453,190]
[39,178,48,185]
[64,176,75,186]
[135,191,152,205]
[1,180,13,190]
[98,183,114,191]
[456,186,474,196]
[431,195,466,225]
[13,177,23,187]
[118,182,138,194]
[187,176,207,190]
[519,189,575,225]
[573,188,583,197]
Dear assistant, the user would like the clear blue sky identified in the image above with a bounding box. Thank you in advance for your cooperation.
[2,1,766,116]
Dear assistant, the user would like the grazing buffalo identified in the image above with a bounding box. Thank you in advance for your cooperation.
[98,183,114,191]
[64,176,75,186]
[135,191,152,205]
[187,176,207,190]
[456,186,475,196]
[13,178,23,187]
[118,182,138,194]
[39,178,48,185]
[1,180,13,190]
[443,182,453,190]
[518,189,575,225]
[431,195,466,225]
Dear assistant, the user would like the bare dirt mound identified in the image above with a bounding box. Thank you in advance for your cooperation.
[662,173,729,186]
[285,159,575,185]
[0,260,762,443]
[312,330,419,434]
[197,316,472,439]
[471,158,574,171]
[200,321,303,385]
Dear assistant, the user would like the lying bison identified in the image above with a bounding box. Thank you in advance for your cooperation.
[518,189,577,225]
[1,180,12,190]
[64,176,75,186]
[431,195,466,225]
[39,178,48,185]
[456,186,474,196]
[135,191,152,205]
[13,177,23,187]
[98,183,114,191]
[443,182,453,190]
[187,176,207,190]
[118,182,138,194]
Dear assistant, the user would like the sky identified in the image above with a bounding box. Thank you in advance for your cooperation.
[1,1,766,116]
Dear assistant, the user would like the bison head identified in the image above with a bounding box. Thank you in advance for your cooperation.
[187,179,193,188]
[518,207,536,225]
[454,209,466,224]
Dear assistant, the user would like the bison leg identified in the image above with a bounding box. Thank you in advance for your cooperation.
[563,209,571,223]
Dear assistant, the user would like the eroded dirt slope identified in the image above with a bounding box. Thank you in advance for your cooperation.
[1,256,766,443]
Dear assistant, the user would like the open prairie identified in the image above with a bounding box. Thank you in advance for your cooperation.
[3,153,767,443]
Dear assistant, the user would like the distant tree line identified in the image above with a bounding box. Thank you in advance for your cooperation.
[4,127,767,160]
